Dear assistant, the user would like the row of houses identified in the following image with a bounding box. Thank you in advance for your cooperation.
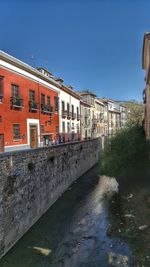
[0,50,127,152]
[80,92,127,139]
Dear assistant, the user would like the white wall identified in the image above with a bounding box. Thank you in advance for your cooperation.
[59,90,80,134]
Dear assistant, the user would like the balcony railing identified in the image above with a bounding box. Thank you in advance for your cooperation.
[92,118,98,124]
[66,111,71,119]
[100,113,104,122]
[92,123,97,130]
[85,113,89,118]
[62,110,67,118]
[72,113,76,120]
[11,96,23,109]
[41,104,53,114]
[29,101,39,112]
[85,122,91,127]
[77,114,80,120]
[0,93,3,102]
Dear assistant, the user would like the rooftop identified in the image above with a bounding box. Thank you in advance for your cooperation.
[78,90,96,97]
[0,50,80,100]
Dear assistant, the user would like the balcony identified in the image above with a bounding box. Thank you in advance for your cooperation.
[85,122,91,128]
[92,118,98,130]
[0,93,3,103]
[100,113,104,122]
[62,110,67,118]
[92,123,97,130]
[41,104,53,114]
[85,113,89,118]
[29,101,39,112]
[92,118,98,124]
[72,113,76,120]
[77,114,80,121]
[66,111,71,119]
[11,96,23,109]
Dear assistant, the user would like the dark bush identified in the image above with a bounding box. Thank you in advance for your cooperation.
[101,125,150,177]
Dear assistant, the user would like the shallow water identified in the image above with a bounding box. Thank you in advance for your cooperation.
[0,163,131,267]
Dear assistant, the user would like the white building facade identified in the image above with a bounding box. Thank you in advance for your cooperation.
[107,100,121,136]
[37,69,80,142]
[94,99,105,138]
[59,86,80,142]
[120,105,127,128]
[80,100,92,140]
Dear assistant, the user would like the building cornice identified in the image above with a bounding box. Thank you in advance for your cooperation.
[80,100,92,107]
[0,50,80,100]
[78,91,96,97]
[109,109,120,114]
[95,99,104,106]
[61,85,80,100]
[0,50,62,90]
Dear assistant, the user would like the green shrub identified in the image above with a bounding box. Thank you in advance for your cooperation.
[101,125,149,177]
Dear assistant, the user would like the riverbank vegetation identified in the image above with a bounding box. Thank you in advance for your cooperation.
[101,125,149,177]
[101,125,150,266]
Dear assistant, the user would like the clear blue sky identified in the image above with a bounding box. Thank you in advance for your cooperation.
[0,0,150,101]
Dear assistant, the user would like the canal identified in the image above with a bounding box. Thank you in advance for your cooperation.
[0,161,132,267]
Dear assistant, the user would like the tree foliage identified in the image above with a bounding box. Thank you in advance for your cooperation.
[101,125,149,177]
[123,100,144,127]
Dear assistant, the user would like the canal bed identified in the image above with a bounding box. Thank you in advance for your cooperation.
[0,163,131,267]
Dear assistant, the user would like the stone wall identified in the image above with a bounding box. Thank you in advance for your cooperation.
[0,138,101,258]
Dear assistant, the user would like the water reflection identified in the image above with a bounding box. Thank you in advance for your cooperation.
[32,247,52,256]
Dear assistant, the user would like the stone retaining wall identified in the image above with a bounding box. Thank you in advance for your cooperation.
[0,138,101,258]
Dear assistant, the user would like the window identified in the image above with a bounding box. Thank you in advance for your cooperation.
[54,96,59,112]
[92,111,94,119]
[0,76,4,102]
[85,117,87,125]
[91,98,94,105]
[62,101,65,111]
[11,84,19,97]
[56,126,59,134]
[13,124,20,140]
[0,116,2,122]
[47,96,50,106]
[41,94,45,105]
[29,90,35,101]
[67,122,70,133]
[67,103,70,114]
[56,126,59,140]
[72,105,74,114]
[77,107,79,116]
[40,125,45,133]
[62,121,65,133]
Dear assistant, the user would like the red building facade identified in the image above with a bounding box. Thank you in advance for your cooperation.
[0,51,60,152]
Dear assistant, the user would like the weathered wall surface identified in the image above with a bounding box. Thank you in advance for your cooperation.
[0,138,100,258]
